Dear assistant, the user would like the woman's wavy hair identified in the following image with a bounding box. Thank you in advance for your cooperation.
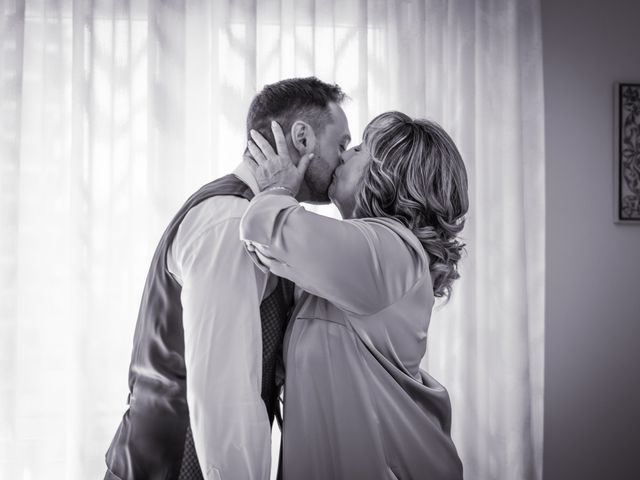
[353,111,469,300]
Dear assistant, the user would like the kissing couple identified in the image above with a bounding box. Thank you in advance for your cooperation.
[105,77,468,480]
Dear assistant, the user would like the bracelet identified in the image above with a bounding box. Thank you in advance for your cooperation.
[265,186,295,196]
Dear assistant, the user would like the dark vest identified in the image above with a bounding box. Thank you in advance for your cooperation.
[105,175,292,479]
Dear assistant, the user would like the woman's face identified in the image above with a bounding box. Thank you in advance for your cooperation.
[328,143,372,218]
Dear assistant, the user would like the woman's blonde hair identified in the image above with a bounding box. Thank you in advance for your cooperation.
[354,111,469,299]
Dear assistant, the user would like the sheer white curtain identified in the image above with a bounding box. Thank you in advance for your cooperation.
[0,0,544,478]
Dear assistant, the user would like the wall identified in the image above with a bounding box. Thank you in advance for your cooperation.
[542,0,640,479]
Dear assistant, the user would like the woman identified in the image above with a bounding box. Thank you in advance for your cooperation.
[241,111,468,479]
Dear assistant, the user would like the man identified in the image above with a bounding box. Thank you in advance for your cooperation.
[104,77,351,480]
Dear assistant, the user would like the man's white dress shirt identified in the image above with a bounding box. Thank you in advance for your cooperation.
[166,161,277,480]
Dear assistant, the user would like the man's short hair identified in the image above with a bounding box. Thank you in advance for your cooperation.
[246,77,346,149]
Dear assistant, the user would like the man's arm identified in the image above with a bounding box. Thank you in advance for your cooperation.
[171,214,271,480]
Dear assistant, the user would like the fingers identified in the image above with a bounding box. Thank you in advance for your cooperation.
[297,152,314,176]
[247,139,268,166]
[270,121,289,160]
[249,129,277,160]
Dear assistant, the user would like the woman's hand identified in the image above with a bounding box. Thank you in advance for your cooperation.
[248,121,314,196]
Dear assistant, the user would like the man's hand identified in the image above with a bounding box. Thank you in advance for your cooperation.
[248,121,313,196]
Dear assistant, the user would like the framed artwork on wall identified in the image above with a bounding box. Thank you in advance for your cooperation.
[615,83,640,223]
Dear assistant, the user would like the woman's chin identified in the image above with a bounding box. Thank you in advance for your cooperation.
[329,182,353,219]
[328,179,338,203]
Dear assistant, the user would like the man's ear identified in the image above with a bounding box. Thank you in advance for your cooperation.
[291,120,317,155]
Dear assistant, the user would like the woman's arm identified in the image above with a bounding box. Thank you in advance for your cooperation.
[239,191,428,316]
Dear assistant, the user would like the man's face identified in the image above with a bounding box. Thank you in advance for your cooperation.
[304,102,351,203]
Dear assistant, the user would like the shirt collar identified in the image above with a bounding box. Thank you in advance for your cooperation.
[233,159,260,196]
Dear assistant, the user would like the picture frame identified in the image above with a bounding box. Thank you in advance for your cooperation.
[614,83,640,223]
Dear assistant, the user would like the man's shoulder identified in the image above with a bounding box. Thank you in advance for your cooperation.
[168,193,252,275]
[181,194,249,233]
[192,192,250,215]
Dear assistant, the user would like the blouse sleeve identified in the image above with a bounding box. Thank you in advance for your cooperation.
[239,191,429,316]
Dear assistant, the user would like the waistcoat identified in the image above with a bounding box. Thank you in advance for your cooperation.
[105,174,292,479]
